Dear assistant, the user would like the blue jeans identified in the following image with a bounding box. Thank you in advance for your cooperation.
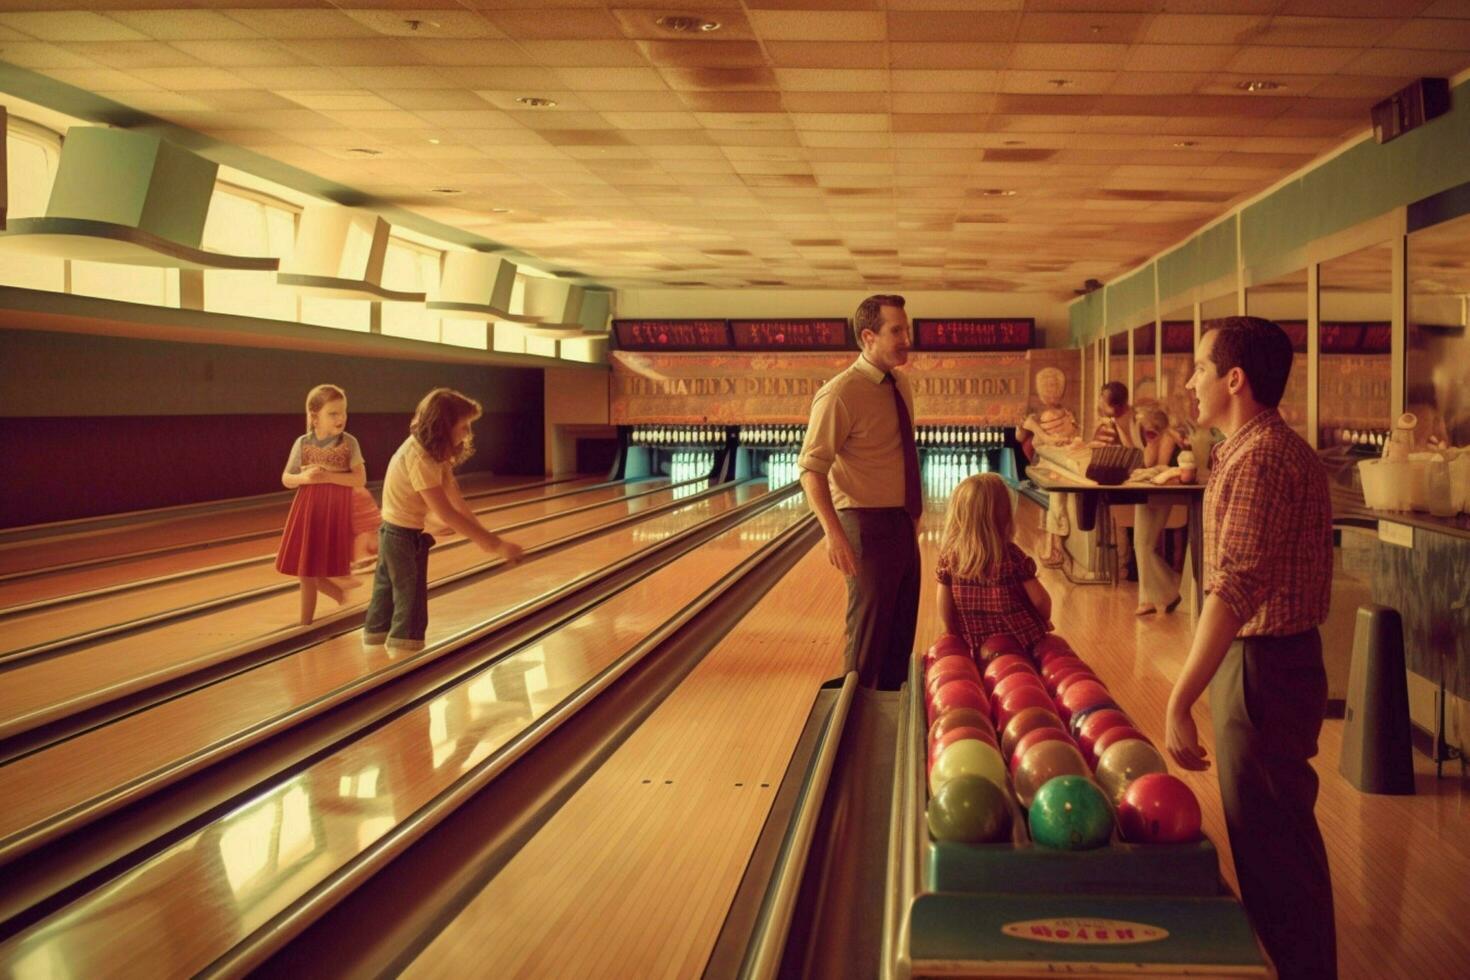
[363,522,433,650]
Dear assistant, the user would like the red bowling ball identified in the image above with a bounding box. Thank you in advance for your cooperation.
[1039,656,1085,684]
[924,634,968,669]
[1076,708,1134,765]
[982,654,1034,691]
[990,670,1047,703]
[1000,705,1065,761]
[1117,773,1203,844]
[928,654,980,682]
[926,667,980,701]
[994,684,1057,730]
[979,634,1023,659]
[929,680,988,722]
[1008,725,1075,772]
[1091,725,1151,760]
[1058,679,1111,722]
[1054,670,1102,698]
[1031,634,1074,660]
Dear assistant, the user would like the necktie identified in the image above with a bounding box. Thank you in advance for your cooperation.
[886,373,923,521]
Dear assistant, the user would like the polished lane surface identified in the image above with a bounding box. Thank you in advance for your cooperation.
[0,489,808,978]
[0,482,772,865]
[0,480,686,744]
[0,478,653,657]
[0,476,601,611]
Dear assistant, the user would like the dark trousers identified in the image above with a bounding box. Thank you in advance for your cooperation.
[1210,629,1337,980]
[837,508,920,691]
[363,522,434,650]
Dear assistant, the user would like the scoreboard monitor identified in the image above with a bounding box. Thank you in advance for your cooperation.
[729,318,851,350]
[913,318,1035,351]
[612,319,731,351]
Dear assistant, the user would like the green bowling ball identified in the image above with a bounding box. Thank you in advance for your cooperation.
[1028,775,1114,850]
[927,774,1012,843]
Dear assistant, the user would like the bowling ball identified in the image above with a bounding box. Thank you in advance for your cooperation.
[930,738,1007,797]
[1117,773,1203,844]
[926,666,980,701]
[994,685,1056,730]
[1095,739,1169,805]
[1076,709,1134,765]
[1031,633,1074,661]
[1010,726,1077,772]
[927,774,1012,843]
[929,708,993,742]
[1039,656,1086,687]
[982,654,1033,692]
[1014,739,1091,809]
[991,670,1047,703]
[924,634,968,669]
[1059,680,1112,722]
[1054,670,1103,699]
[928,654,979,684]
[1000,705,1065,761]
[929,679,988,723]
[929,728,998,779]
[1028,775,1114,850]
[1067,701,1121,738]
[1092,725,1151,761]
[979,634,1023,659]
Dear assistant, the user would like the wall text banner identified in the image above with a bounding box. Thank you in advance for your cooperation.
[610,351,1031,424]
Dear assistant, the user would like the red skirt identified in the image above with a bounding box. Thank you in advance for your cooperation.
[276,483,354,577]
[350,487,381,535]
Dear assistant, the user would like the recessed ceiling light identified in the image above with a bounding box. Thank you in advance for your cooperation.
[431,187,463,195]
[1047,79,1074,88]
[402,19,440,32]
[345,147,382,157]
[1173,140,1199,148]
[655,15,721,33]
[427,138,441,145]
[1236,80,1282,93]
[516,96,558,108]
[980,189,1017,197]
[1002,140,1025,146]
[489,208,511,214]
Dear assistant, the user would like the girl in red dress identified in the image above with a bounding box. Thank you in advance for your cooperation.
[936,473,1054,656]
[276,384,378,625]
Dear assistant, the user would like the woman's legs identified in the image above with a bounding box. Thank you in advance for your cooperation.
[297,577,319,625]
[1134,503,1178,612]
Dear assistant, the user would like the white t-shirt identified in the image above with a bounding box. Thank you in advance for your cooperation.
[380,436,452,530]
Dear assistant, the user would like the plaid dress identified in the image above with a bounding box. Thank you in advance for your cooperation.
[936,542,1049,653]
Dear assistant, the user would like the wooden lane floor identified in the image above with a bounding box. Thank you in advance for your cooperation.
[0,478,655,657]
[914,497,1470,980]
[0,492,815,978]
[0,482,772,868]
[0,481,693,746]
[0,476,607,613]
[400,518,848,978]
[0,471,526,581]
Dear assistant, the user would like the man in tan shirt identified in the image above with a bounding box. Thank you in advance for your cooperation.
[798,294,922,689]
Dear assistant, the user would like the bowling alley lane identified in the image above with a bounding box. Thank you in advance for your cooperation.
[399,520,848,977]
[0,492,813,978]
[0,481,772,867]
[0,475,599,611]
[0,471,519,581]
[0,477,662,659]
[0,478,698,747]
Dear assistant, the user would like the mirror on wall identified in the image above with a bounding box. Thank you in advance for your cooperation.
[1131,320,1158,405]
[1319,243,1393,452]
[1159,307,1197,431]
[1245,268,1310,439]
[1408,212,1470,449]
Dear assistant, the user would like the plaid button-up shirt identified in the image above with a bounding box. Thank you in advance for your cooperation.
[1204,409,1332,637]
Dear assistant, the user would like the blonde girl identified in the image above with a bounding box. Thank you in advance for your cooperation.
[936,473,1053,655]
[275,384,375,625]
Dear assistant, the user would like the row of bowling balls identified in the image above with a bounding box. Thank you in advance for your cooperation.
[922,632,1202,850]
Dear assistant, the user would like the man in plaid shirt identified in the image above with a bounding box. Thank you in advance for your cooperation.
[1166,317,1336,980]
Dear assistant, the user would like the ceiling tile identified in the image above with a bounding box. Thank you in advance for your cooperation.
[747,10,887,41]
[101,10,260,41]
[774,68,888,91]
[518,40,650,66]
[1141,15,1267,44]
[888,11,1022,42]
[763,41,885,68]
[889,42,1011,70]
[168,40,303,68]
[0,11,148,43]
[483,9,625,40]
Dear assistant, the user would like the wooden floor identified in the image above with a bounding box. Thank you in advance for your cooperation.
[0,487,804,977]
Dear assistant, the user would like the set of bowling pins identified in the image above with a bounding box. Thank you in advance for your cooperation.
[740,425,805,447]
[922,449,993,494]
[632,425,723,448]
[764,452,801,488]
[917,426,1005,447]
[670,451,715,483]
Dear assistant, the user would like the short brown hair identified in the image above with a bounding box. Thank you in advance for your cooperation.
[1100,381,1129,408]
[854,293,905,348]
[1202,316,1292,408]
[411,387,482,465]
